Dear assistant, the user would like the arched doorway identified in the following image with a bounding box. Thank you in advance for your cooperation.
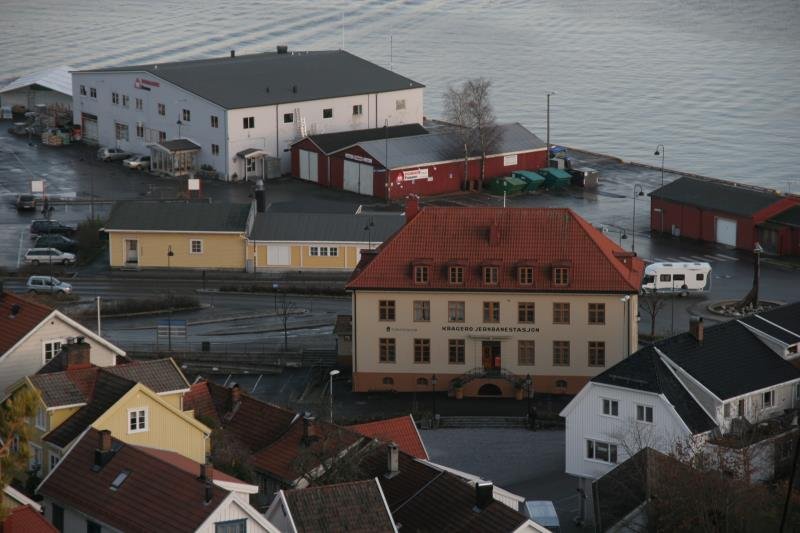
[477,383,502,396]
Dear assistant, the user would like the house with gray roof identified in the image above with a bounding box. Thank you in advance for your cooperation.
[560,302,800,506]
[72,48,424,180]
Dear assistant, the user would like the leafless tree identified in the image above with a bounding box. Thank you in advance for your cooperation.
[275,292,296,351]
[209,427,255,483]
[638,290,666,338]
[291,424,371,487]
[443,78,502,188]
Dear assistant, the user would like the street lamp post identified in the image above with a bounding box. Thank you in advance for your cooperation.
[546,91,557,162]
[431,374,438,428]
[620,295,631,356]
[329,369,340,423]
[654,144,665,186]
[167,245,174,352]
[632,184,644,254]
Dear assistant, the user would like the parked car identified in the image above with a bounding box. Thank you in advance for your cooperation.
[26,275,72,294]
[34,234,78,253]
[25,248,76,265]
[641,262,712,296]
[123,154,151,170]
[97,147,131,161]
[15,194,37,211]
[30,219,75,237]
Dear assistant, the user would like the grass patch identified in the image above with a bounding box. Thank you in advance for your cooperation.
[219,284,347,297]
[92,294,201,317]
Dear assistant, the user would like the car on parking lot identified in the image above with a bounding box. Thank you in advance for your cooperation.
[123,154,151,170]
[30,219,75,237]
[15,194,37,211]
[26,275,72,294]
[34,234,78,253]
[97,147,131,162]
[24,248,76,265]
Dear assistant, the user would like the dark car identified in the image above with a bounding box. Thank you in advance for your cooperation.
[34,234,78,252]
[30,219,75,237]
[15,194,37,211]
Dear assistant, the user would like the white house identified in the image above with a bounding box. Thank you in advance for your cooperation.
[0,292,123,396]
[71,48,424,180]
[561,304,800,514]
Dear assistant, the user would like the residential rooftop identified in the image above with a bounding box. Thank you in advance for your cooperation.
[250,210,403,243]
[103,201,251,233]
[0,292,53,356]
[349,415,429,460]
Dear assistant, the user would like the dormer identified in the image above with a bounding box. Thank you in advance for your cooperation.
[446,260,468,285]
[551,262,571,287]
[481,262,501,286]
[516,262,536,286]
[411,259,432,284]
[738,315,800,361]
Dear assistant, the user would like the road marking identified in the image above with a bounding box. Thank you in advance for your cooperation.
[715,253,738,260]
[252,374,263,393]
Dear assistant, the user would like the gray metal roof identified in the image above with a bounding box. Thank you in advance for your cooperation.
[104,201,250,233]
[649,176,788,217]
[250,211,404,243]
[306,124,429,154]
[76,50,424,110]
[351,123,545,169]
[155,139,201,152]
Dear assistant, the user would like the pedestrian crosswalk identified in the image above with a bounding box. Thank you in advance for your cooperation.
[649,253,739,264]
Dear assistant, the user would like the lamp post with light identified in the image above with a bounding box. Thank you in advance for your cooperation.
[329,369,340,423]
[654,144,665,186]
[632,184,645,253]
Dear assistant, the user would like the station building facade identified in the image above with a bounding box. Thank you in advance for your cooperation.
[71,48,423,180]
[346,202,644,397]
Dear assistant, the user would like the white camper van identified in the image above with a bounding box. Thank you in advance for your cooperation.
[641,262,712,296]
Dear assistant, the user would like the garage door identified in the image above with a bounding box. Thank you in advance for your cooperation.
[343,160,373,196]
[267,245,291,266]
[715,217,737,247]
[81,113,98,144]
[298,150,318,182]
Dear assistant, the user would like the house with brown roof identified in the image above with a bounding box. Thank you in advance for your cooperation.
[0,292,124,397]
[37,429,277,533]
[346,203,644,397]
[349,414,428,460]
[265,479,397,533]
[8,340,205,480]
[0,505,58,533]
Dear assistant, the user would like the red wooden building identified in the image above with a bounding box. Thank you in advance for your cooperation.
[291,122,547,199]
[649,176,800,256]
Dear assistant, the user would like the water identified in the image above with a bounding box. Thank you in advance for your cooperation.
[2,0,798,189]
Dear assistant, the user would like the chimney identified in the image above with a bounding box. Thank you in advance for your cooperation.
[302,412,316,445]
[489,222,500,246]
[277,45,288,54]
[65,337,91,370]
[689,316,704,344]
[204,482,213,505]
[199,461,213,483]
[230,383,241,404]
[230,50,235,58]
[93,430,114,470]
[385,443,399,478]
[255,179,266,213]
[405,194,420,224]
[475,481,493,510]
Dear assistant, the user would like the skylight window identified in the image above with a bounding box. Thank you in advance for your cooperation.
[110,469,131,490]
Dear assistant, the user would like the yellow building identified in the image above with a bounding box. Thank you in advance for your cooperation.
[103,200,252,269]
[248,210,403,272]
[9,351,207,479]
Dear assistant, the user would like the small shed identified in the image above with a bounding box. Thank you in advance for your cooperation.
[512,170,546,191]
[538,167,572,188]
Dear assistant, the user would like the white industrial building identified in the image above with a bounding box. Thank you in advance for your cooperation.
[71,47,424,181]
[0,65,73,111]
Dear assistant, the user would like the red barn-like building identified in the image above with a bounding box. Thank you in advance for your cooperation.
[291,122,547,199]
[650,177,800,256]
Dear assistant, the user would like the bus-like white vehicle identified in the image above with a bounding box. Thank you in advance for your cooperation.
[641,262,712,296]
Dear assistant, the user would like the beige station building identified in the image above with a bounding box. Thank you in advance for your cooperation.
[346,202,644,397]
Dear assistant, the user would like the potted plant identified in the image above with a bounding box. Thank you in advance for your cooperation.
[452,378,464,400]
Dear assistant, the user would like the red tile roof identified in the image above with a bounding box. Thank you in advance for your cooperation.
[347,207,643,293]
[0,505,58,533]
[135,446,252,488]
[39,429,231,533]
[349,415,429,460]
[0,293,53,356]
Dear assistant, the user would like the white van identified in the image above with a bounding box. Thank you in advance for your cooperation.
[641,262,711,296]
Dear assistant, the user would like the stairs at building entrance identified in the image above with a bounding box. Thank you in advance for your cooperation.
[437,416,529,429]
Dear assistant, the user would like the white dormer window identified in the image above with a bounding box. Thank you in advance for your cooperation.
[762,390,774,409]
[128,407,148,433]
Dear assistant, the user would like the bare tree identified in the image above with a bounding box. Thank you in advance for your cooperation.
[275,292,296,351]
[209,427,255,483]
[443,78,502,189]
[638,290,666,338]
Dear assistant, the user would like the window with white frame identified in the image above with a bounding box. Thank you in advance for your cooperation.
[136,122,144,138]
[80,85,86,96]
[111,92,119,105]
[190,240,203,254]
[243,116,255,129]
[601,398,619,417]
[115,122,129,141]
[34,408,47,431]
[763,390,774,409]
[128,408,148,433]
[29,443,43,470]
[210,115,219,128]
[328,247,338,257]
[49,450,60,471]
[212,144,220,155]
[246,158,256,173]
[122,94,129,107]
[90,87,97,98]
[182,109,191,121]
[353,104,363,116]
[43,339,63,363]
[310,246,319,256]
[636,404,653,423]
[586,439,618,464]
[135,97,143,110]
[215,519,246,533]
[157,103,165,116]
[396,99,406,110]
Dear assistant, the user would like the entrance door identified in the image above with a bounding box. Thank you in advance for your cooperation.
[481,341,501,371]
[298,150,318,182]
[715,217,737,247]
[125,239,138,264]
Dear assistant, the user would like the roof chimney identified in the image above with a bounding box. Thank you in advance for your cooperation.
[204,482,213,505]
[475,481,493,510]
[385,443,399,478]
[689,316,704,344]
[199,461,213,483]
[489,222,500,246]
[405,194,420,224]
[230,50,235,58]
[277,45,288,54]
[65,337,91,370]
[302,412,317,445]
[255,179,266,213]
[93,430,114,470]
[230,383,241,403]
[9,303,21,319]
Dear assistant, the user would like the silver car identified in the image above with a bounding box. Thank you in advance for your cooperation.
[24,247,76,265]
[123,154,151,170]
[97,147,131,161]
[26,275,73,294]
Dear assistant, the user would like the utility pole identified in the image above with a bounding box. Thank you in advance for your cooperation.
[545,91,557,163]
[96,296,102,335]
